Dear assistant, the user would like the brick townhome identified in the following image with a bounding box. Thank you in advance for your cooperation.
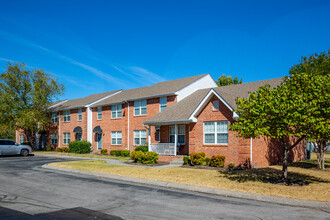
[16,74,305,166]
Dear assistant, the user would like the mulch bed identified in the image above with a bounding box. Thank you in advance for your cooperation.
[181,165,226,171]
[124,161,170,166]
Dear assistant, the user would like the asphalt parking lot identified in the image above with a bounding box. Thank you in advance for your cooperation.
[0,155,329,219]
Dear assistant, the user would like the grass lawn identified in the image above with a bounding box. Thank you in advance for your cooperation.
[34,151,130,161]
[48,153,330,202]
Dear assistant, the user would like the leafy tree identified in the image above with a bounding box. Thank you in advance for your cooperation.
[0,62,64,149]
[0,124,15,140]
[217,74,242,86]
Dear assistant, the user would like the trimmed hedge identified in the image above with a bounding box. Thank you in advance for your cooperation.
[209,155,226,167]
[134,145,148,152]
[101,149,108,155]
[62,147,69,152]
[131,151,158,164]
[109,149,130,157]
[68,141,91,154]
[121,149,130,157]
[189,152,206,166]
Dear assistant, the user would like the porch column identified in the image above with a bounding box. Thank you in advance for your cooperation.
[174,124,178,156]
[148,126,151,152]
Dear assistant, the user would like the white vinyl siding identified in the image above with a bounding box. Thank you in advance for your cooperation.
[134,100,147,116]
[204,121,228,144]
[169,125,185,144]
[111,131,122,145]
[51,112,58,124]
[51,134,58,145]
[134,130,147,145]
[111,105,122,119]
[160,97,167,112]
[63,133,70,145]
[63,110,70,122]
[19,134,24,144]
[97,107,102,120]
[78,108,82,121]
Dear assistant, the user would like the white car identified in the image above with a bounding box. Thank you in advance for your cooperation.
[0,139,32,156]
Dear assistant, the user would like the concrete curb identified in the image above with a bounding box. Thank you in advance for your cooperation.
[41,164,330,209]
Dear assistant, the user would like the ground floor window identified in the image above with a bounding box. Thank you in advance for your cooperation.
[51,134,58,145]
[111,131,122,145]
[204,121,228,144]
[134,130,146,145]
[63,133,70,145]
[169,125,185,144]
[19,134,24,144]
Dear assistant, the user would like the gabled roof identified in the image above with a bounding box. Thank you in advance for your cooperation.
[50,90,121,111]
[90,74,208,107]
[144,77,284,125]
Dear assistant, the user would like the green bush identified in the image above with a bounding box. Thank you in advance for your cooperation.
[101,149,108,155]
[56,147,63,152]
[68,141,91,154]
[183,156,190,165]
[205,157,211,166]
[134,145,148,152]
[45,146,52,151]
[121,149,130,157]
[131,151,158,164]
[62,147,69,152]
[228,162,235,170]
[110,150,116,155]
[209,155,226,167]
[189,152,206,166]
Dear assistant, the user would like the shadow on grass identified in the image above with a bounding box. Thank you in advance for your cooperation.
[220,167,329,186]
[289,159,330,169]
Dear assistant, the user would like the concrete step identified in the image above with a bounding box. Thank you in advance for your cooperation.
[170,158,184,165]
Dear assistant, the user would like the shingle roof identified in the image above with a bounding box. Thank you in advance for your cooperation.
[144,77,284,124]
[91,74,208,106]
[50,90,121,111]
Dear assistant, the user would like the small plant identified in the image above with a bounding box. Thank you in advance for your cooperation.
[121,149,130,157]
[131,151,158,164]
[68,141,91,154]
[189,152,206,166]
[101,149,108,155]
[56,147,63,152]
[62,147,69,152]
[134,145,148,152]
[228,162,235,170]
[209,155,226,167]
[183,156,190,165]
[205,157,211,166]
[45,146,52,151]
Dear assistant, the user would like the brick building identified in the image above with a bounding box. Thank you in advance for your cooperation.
[16,74,305,166]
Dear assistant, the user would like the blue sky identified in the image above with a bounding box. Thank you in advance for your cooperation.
[0,0,329,100]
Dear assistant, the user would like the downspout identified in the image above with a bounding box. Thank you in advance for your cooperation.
[250,137,253,167]
[124,101,130,150]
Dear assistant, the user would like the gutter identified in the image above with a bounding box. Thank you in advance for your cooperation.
[143,119,192,126]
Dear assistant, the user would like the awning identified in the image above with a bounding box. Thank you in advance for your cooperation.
[93,126,103,134]
[73,126,82,133]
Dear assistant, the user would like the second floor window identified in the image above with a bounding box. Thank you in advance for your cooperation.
[111,105,122,119]
[134,100,147,116]
[160,97,167,112]
[51,134,58,145]
[51,112,58,123]
[97,107,102,120]
[63,133,70,145]
[78,108,82,121]
[63,110,70,122]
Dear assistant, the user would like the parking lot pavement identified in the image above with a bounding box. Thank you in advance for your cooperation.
[0,155,329,220]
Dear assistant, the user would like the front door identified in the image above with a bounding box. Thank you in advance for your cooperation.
[76,133,82,141]
[97,134,102,150]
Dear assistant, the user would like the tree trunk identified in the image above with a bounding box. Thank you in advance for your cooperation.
[315,140,326,170]
[282,144,289,181]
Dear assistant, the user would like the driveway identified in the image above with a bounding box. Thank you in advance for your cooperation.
[0,156,328,219]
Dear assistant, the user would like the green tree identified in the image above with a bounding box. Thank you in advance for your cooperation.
[0,124,15,140]
[0,62,64,149]
[217,74,242,86]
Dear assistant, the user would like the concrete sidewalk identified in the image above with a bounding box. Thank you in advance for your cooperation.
[41,162,330,210]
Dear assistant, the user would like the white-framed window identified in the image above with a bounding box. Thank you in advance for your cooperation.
[97,107,102,120]
[134,130,147,145]
[169,125,185,144]
[51,112,58,124]
[212,100,219,110]
[134,100,147,116]
[78,108,82,121]
[160,97,167,112]
[63,110,70,122]
[51,134,58,145]
[111,131,122,145]
[19,134,24,144]
[111,105,122,119]
[63,133,70,145]
[204,121,228,144]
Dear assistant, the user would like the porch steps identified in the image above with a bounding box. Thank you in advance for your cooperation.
[170,158,184,166]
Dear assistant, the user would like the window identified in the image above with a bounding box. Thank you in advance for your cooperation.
[169,125,185,144]
[5,140,15,145]
[78,108,82,121]
[134,100,147,116]
[111,131,122,145]
[212,100,219,110]
[63,110,70,122]
[51,134,58,145]
[63,133,70,145]
[134,130,147,145]
[97,107,102,120]
[160,97,167,112]
[204,121,228,144]
[19,134,24,144]
[111,105,122,119]
[51,112,58,123]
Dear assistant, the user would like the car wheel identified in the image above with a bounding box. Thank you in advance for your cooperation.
[20,149,29,157]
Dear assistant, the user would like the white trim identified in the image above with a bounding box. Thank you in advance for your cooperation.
[111,131,122,145]
[133,100,147,116]
[174,124,178,156]
[77,108,82,121]
[143,119,192,126]
[126,101,130,150]
[48,100,68,109]
[159,97,167,112]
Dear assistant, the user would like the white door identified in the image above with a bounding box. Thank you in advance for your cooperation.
[97,134,102,150]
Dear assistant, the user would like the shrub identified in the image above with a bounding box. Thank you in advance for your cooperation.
[205,157,211,166]
[62,147,69,152]
[228,162,235,170]
[101,149,108,155]
[131,151,158,164]
[68,141,91,154]
[56,147,63,152]
[45,146,52,151]
[115,150,122,156]
[131,151,144,163]
[121,149,130,157]
[209,155,226,167]
[110,150,116,155]
[183,156,190,165]
[189,152,206,166]
[134,145,148,152]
